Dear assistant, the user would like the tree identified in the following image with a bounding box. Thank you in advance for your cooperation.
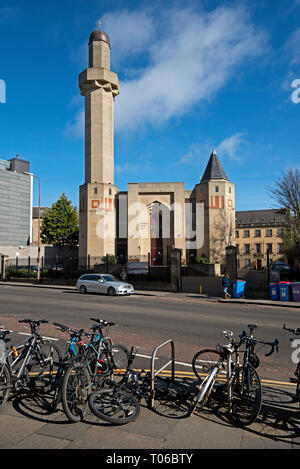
[270,168,300,265]
[41,193,79,246]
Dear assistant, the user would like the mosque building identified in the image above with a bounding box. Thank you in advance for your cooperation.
[78,28,235,267]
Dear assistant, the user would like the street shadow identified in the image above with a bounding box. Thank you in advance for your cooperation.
[11,388,72,424]
[189,383,300,445]
[147,377,197,420]
[7,375,300,443]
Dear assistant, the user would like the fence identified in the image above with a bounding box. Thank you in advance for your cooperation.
[6,254,171,283]
[236,255,300,298]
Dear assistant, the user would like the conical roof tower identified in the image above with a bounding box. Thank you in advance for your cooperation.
[200,149,229,183]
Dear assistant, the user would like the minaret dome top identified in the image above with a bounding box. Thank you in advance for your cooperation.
[89,30,111,48]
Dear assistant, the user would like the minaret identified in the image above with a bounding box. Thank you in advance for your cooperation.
[191,149,235,264]
[79,27,120,265]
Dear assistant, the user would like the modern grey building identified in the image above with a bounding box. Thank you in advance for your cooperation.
[0,157,32,247]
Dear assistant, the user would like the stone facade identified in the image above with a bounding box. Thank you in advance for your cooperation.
[78,29,235,267]
[235,209,286,269]
[79,29,119,266]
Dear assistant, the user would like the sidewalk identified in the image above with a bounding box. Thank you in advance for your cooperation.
[0,376,299,450]
[1,280,300,450]
[1,280,300,308]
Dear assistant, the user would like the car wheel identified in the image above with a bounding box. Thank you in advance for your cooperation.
[79,285,87,294]
[107,287,116,296]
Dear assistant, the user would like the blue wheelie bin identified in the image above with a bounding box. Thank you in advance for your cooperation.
[269,283,279,300]
[278,281,291,302]
[232,280,246,298]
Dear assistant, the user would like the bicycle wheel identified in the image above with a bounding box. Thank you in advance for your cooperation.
[25,340,61,393]
[88,387,140,425]
[294,362,300,402]
[231,364,262,426]
[0,364,11,412]
[111,344,129,370]
[192,349,227,385]
[61,361,91,422]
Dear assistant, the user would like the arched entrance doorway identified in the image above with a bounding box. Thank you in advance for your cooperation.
[149,201,170,266]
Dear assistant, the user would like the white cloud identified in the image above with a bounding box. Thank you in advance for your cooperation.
[65,4,268,137]
[63,108,84,139]
[286,27,300,66]
[175,143,206,166]
[101,9,154,68]
[113,5,267,132]
[175,133,246,169]
[0,6,20,23]
[216,133,247,161]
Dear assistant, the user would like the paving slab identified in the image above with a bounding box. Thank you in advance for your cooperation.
[10,433,71,449]
[0,413,46,449]
[66,425,163,450]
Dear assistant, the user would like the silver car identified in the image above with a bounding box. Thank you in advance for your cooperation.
[76,273,134,296]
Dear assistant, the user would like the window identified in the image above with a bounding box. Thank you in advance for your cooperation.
[235,230,239,238]
[215,186,219,193]
[109,188,112,195]
[266,243,273,253]
[277,228,283,237]
[90,275,101,281]
[278,243,284,254]
[245,259,251,267]
[255,229,261,237]
[229,186,232,194]
[255,243,261,254]
[244,230,250,238]
[244,244,250,254]
[94,188,98,194]
[266,229,272,237]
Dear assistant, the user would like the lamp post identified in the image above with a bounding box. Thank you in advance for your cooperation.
[25,172,41,281]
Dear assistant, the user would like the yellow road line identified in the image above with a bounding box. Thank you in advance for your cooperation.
[27,367,297,390]
[156,369,297,389]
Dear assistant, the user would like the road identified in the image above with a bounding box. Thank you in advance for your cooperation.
[0,283,299,384]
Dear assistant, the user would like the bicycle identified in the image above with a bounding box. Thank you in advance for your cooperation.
[86,318,129,381]
[88,346,188,425]
[50,322,91,422]
[52,320,129,422]
[191,325,278,426]
[231,324,278,425]
[0,319,61,412]
[283,324,300,402]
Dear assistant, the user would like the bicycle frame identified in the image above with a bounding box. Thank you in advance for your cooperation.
[190,331,241,416]
[5,331,53,389]
[283,324,300,400]
[50,325,85,410]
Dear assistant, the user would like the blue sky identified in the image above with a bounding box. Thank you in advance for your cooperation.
[0,0,299,211]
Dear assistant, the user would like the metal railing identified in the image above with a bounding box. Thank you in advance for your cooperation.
[149,339,175,409]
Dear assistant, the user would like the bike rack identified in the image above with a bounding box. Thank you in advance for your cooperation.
[149,339,175,409]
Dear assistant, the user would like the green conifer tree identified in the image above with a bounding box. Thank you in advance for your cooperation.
[41,193,79,246]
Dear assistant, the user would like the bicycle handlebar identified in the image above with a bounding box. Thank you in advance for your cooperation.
[19,319,48,325]
[18,319,49,334]
[239,329,279,356]
[264,339,279,357]
[53,322,84,337]
[283,324,300,335]
[90,318,116,327]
